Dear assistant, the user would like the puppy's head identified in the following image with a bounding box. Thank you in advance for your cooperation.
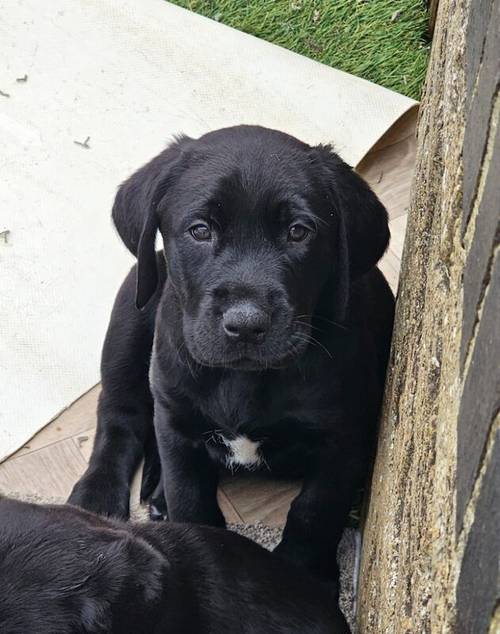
[0,499,168,634]
[113,125,389,370]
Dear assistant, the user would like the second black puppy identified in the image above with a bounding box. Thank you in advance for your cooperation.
[69,125,394,592]
[0,497,348,633]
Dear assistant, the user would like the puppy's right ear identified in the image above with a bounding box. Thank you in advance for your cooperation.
[111,135,191,309]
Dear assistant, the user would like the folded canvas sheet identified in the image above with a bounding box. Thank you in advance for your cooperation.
[0,0,416,461]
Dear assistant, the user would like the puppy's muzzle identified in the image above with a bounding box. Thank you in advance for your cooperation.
[222,302,270,344]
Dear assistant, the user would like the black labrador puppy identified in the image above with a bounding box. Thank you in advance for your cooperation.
[0,496,348,633]
[69,125,394,587]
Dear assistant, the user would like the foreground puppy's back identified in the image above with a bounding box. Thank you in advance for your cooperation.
[0,497,346,633]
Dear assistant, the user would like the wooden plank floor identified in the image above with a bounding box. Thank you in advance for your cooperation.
[0,110,417,525]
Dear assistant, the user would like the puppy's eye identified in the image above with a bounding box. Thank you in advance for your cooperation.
[287,224,310,242]
[190,223,212,241]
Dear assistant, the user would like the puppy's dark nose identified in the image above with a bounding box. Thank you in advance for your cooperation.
[222,303,269,343]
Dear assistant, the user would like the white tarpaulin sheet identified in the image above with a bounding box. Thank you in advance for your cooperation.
[0,0,416,461]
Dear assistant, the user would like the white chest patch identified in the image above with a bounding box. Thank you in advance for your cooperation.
[221,435,262,470]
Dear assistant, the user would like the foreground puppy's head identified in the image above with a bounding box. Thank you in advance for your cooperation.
[113,125,389,370]
[0,500,168,634]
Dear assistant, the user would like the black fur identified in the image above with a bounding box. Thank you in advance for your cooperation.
[69,125,394,605]
[0,497,348,633]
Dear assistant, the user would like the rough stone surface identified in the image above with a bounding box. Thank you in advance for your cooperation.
[358,0,500,632]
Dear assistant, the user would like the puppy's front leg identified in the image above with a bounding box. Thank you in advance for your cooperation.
[274,443,366,586]
[68,390,151,519]
[155,402,225,527]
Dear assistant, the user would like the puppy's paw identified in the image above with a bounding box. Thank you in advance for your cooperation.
[273,538,339,587]
[149,489,169,521]
[274,540,350,632]
[149,503,168,521]
[68,473,130,520]
[273,539,308,569]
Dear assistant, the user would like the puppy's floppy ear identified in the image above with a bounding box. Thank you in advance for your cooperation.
[314,144,390,278]
[111,135,191,309]
[331,207,350,323]
[135,204,160,310]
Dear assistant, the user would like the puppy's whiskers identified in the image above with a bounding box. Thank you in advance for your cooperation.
[294,333,333,361]
[293,319,324,334]
[296,313,349,332]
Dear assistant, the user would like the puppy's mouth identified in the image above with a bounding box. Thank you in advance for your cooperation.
[206,357,268,371]
[199,356,289,371]
[184,325,311,371]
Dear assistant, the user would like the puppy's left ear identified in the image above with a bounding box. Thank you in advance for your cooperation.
[314,145,390,277]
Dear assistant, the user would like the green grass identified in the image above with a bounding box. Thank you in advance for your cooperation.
[170,0,430,100]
